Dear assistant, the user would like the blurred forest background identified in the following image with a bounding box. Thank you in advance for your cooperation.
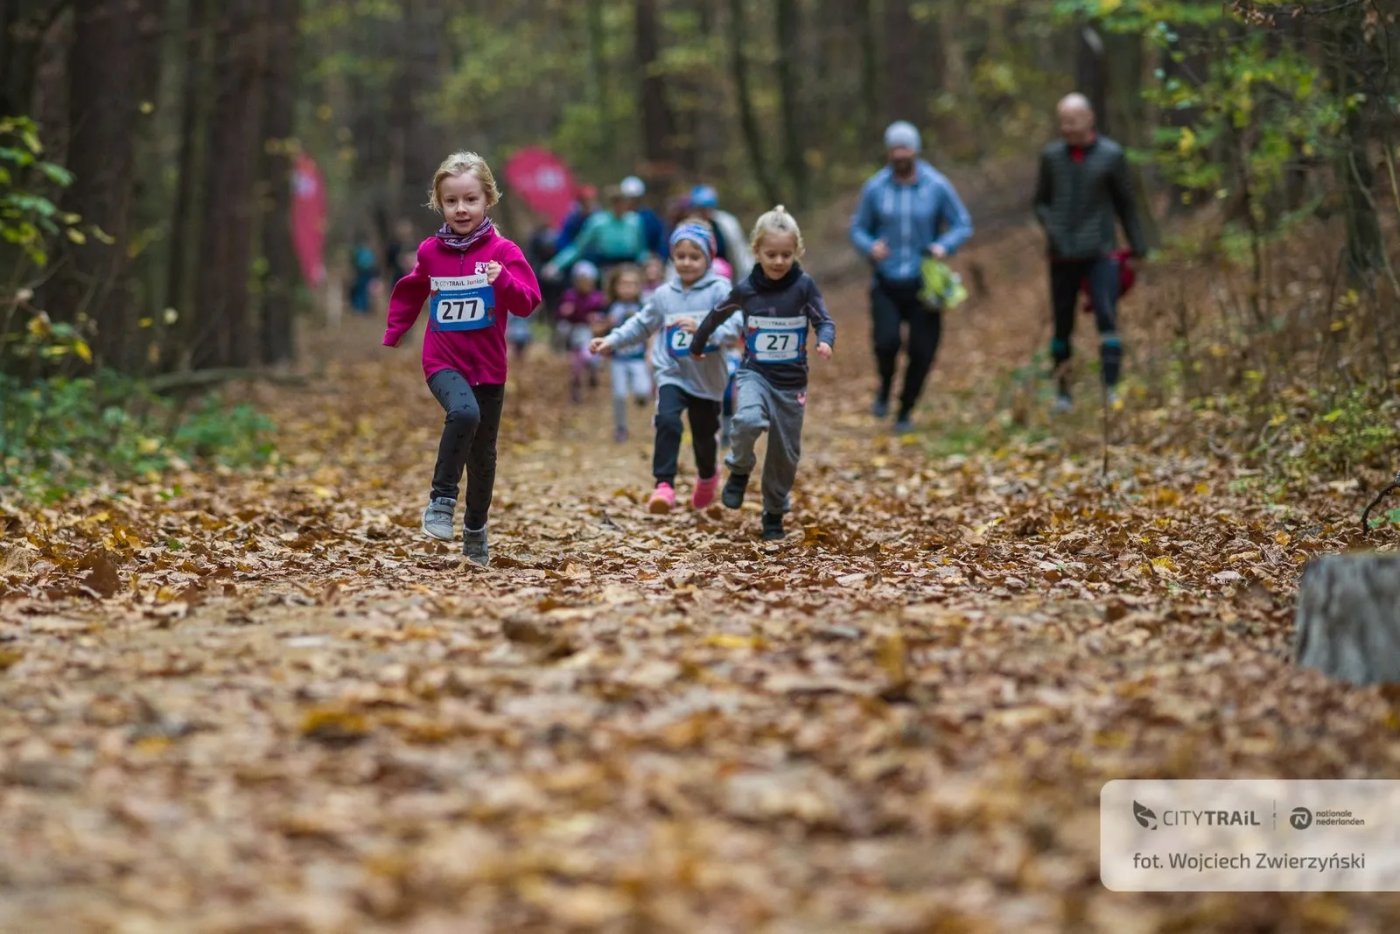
[1,0,1398,489]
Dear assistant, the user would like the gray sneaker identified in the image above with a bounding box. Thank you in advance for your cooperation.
[1051,394,1073,415]
[421,497,456,541]
[463,525,489,567]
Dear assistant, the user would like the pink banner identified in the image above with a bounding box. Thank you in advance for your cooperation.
[291,153,327,287]
[503,147,577,227]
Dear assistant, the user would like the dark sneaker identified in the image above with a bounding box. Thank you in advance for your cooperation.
[761,512,785,541]
[462,525,489,567]
[872,399,890,418]
[721,472,749,509]
[421,497,456,541]
[893,418,915,436]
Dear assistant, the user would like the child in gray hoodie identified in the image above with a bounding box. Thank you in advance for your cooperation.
[592,224,743,513]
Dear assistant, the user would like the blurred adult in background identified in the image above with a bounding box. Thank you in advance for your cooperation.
[621,175,667,258]
[348,232,379,314]
[850,120,973,433]
[554,184,600,257]
[1033,93,1149,412]
[685,184,752,276]
[545,185,650,279]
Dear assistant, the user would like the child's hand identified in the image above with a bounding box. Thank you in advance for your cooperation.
[485,261,503,284]
[590,337,612,356]
[675,316,697,332]
[815,342,833,360]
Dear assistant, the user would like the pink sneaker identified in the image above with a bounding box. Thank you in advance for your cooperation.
[691,474,718,510]
[648,482,676,514]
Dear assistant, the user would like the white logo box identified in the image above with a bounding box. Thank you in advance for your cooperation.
[1101,779,1400,891]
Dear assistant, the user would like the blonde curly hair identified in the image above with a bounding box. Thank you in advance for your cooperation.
[749,204,805,254]
[428,151,501,212]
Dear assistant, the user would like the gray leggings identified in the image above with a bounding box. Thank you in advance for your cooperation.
[427,369,504,530]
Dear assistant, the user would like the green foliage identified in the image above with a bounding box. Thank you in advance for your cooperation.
[0,116,86,269]
[1256,384,1400,483]
[1053,2,1346,254]
[0,368,276,497]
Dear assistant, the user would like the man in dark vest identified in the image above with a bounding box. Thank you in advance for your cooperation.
[1033,93,1148,411]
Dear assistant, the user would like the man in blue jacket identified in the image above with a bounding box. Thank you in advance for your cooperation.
[850,120,973,434]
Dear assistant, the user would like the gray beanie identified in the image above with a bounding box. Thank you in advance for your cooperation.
[884,120,922,153]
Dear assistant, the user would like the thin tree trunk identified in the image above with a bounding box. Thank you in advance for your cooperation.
[635,0,677,177]
[774,0,809,209]
[854,0,879,145]
[167,0,211,355]
[728,0,780,205]
[192,0,263,369]
[52,0,144,368]
[257,0,299,365]
[881,0,917,124]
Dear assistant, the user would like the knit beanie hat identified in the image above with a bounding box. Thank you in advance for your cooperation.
[884,120,922,153]
[669,223,714,264]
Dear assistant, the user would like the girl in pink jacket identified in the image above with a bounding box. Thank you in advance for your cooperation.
[383,151,542,566]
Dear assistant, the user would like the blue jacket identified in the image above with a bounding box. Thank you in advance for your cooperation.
[849,161,973,281]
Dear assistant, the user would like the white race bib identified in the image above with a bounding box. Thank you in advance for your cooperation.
[746,315,807,364]
[430,275,495,332]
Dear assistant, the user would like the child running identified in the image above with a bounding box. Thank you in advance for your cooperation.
[690,206,835,541]
[604,264,653,442]
[558,260,607,403]
[590,224,743,513]
[382,151,542,566]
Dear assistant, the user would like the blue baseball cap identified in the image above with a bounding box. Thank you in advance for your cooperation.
[689,184,719,209]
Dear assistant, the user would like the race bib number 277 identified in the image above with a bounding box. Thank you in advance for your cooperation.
[430,275,495,332]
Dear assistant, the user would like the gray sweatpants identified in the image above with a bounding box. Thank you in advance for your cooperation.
[725,368,806,515]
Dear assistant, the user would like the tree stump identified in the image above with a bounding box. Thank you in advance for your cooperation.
[1294,554,1400,685]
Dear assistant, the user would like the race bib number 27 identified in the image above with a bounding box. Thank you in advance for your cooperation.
[746,315,807,364]
[430,275,495,332]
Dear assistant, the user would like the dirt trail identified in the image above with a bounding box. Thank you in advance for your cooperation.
[2,223,1397,932]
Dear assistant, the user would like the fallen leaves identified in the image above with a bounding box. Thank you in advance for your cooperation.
[0,280,1396,932]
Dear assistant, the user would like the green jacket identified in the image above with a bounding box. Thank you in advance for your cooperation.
[1033,135,1148,260]
[551,210,649,270]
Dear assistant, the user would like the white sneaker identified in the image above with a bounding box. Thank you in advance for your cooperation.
[421,497,456,541]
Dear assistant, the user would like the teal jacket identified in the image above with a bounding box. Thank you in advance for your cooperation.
[551,210,650,269]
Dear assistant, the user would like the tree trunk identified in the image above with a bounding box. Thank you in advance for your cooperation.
[192,0,263,369]
[1294,554,1400,685]
[635,0,677,178]
[854,0,879,146]
[881,0,917,125]
[0,0,56,116]
[727,0,780,206]
[774,0,808,209]
[51,0,147,369]
[166,0,211,359]
[257,0,299,365]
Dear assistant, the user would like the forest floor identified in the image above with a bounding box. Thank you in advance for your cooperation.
[3,212,1400,932]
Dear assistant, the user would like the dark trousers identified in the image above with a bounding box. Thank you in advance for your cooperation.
[1050,256,1122,388]
[871,276,942,419]
[653,384,720,484]
[427,370,505,529]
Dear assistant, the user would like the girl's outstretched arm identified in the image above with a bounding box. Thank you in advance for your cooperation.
[689,288,742,357]
[603,299,663,352]
[383,240,432,347]
[492,242,544,317]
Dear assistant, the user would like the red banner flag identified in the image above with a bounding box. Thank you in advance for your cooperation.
[503,147,577,228]
[291,153,327,287]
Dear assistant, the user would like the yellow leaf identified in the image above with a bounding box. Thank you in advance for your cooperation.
[66,228,87,244]
[1274,532,1291,546]
[704,633,765,650]
[73,340,92,364]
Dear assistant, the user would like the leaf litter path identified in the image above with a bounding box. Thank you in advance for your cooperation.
[3,264,1400,932]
